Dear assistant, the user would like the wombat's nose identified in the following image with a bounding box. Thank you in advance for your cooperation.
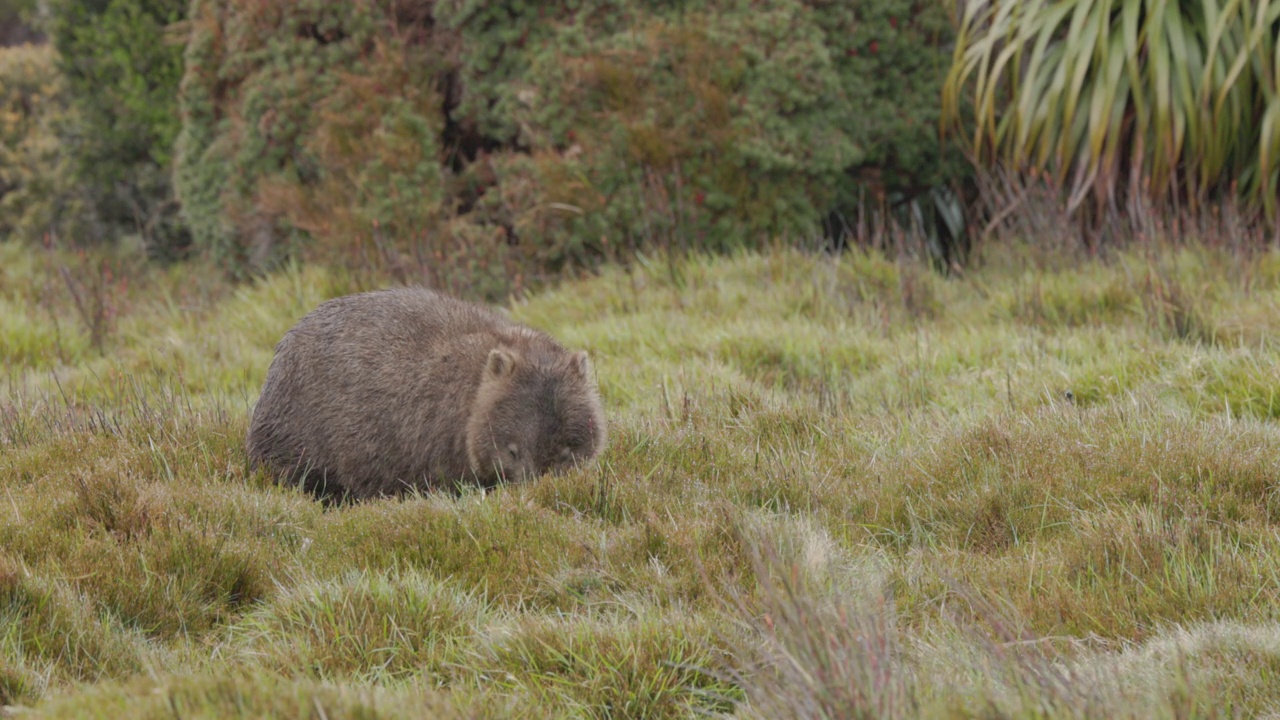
[498,462,536,483]
[546,461,577,477]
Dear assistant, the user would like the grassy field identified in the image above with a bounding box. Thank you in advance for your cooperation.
[3,240,1280,718]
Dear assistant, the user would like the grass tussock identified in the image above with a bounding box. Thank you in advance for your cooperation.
[29,672,544,719]
[3,240,1280,716]
[228,568,489,682]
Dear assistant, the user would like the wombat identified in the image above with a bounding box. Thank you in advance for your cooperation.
[245,287,607,500]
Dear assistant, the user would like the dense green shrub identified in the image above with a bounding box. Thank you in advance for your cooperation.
[175,0,968,292]
[822,0,972,259]
[46,0,188,257]
[175,0,446,276]
[494,0,969,263]
[0,43,89,244]
[491,7,860,259]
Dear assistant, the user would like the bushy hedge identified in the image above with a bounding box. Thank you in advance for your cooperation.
[173,0,967,292]
[175,0,446,275]
[495,0,970,263]
[0,43,88,244]
[46,0,189,257]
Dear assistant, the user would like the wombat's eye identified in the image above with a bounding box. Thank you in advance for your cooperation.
[507,443,520,459]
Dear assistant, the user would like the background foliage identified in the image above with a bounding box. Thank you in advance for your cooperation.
[173,0,968,293]
[0,43,88,244]
[45,0,189,258]
[4,0,1277,285]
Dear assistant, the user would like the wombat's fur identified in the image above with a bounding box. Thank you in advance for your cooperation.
[245,287,607,500]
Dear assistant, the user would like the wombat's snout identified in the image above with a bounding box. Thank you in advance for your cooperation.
[495,459,536,483]
[484,442,537,483]
[489,444,587,484]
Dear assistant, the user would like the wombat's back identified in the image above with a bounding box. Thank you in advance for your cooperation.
[246,287,525,498]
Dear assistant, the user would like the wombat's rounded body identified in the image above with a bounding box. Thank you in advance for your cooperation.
[245,287,607,500]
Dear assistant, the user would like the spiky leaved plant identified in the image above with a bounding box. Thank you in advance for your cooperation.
[942,0,1280,231]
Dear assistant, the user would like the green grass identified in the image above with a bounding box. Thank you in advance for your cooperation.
[3,240,1280,717]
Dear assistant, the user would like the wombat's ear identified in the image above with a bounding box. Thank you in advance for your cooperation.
[487,348,517,378]
[568,350,591,378]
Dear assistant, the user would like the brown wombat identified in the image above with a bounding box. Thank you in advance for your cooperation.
[245,287,607,500]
